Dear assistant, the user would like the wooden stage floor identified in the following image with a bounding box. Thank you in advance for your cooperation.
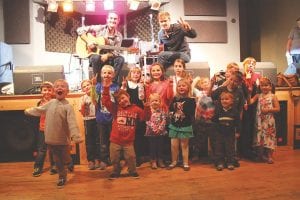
[0,148,300,200]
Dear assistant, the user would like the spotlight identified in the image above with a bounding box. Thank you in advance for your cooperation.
[63,0,73,12]
[150,0,161,11]
[86,0,95,12]
[104,0,114,10]
[128,0,140,11]
[47,0,58,12]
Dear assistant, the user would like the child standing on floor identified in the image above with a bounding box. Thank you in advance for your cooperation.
[248,77,280,164]
[32,81,56,177]
[145,62,174,164]
[25,79,83,188]
[121,66,147,166]
[145,93,168,169]
[95,65,120,170]
[101,87,147,179]
[79,79,100,170]
[191,77,216,163]
[213,91,240,171]
[167,79,196,171]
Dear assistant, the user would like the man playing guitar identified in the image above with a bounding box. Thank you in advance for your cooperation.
[76,12,124,83]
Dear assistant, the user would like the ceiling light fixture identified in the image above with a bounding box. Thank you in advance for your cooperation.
[128,0,140,11]
[63,0,73,12]
[47,0,58,12]
[103,0,114,10]
[85,0,95,12]
[150,0,161,10]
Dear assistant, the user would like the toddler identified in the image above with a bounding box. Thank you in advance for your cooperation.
[25,79,83,188]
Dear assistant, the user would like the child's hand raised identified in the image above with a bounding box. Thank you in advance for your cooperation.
[91,76,97,86]
[121,76,127,90]
[168,76,174,85]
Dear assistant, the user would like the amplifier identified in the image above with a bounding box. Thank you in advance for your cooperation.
[13,65,64,95]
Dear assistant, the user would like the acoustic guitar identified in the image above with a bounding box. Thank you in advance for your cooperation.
[75,33,139,58]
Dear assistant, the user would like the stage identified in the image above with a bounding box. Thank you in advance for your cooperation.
[0,147,299,200]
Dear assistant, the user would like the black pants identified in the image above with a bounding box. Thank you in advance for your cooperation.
[148,136,164,161]
[134,121,148,160]
[191,121,217,161]
[215,127,235,165]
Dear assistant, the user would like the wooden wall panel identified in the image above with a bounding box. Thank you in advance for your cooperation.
[184,0,227,16]
[3,0,30,44]
[186,20,227,43]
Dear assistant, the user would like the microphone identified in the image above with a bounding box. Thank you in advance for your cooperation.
[149,14,153,20]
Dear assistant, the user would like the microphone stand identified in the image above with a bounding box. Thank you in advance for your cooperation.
[149,14,156,52]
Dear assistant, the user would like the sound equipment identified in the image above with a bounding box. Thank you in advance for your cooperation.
[13,65,64,95]
[166,62,210,78]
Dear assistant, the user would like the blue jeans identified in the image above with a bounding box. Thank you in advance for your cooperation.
[84,119,100,162]
[110,142,136,174]
[34,131,55,169]
[158,51,191,69]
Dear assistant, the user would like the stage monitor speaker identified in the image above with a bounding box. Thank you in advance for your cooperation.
[13,65,65,95]
[166,62,210,78]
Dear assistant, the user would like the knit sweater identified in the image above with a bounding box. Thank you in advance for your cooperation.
[25,99,82,145]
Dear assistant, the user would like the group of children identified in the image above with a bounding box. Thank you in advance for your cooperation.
[25,57,280,188]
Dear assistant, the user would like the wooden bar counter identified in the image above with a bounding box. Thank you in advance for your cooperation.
[275,87,300,148]
[0,87,300,165]
[0,93,87,164]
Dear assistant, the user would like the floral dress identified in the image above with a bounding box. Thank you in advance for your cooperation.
[145,109,168,137]
[254,93,277,150]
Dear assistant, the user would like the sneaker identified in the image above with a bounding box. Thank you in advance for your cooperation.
[32,168,42,177]
[95,160,101,169]
[267,158,274,164]
[216,164,224,171]
[151,161,157,170]
[136,159,142,167]
[50,166,58,175]
[157,159,165,168]
[68,164,74,172]
[108,173,120,180]
[233,160,240,167]
[99,162,107,170]
[88,161,96,170]
[57,178,66,188]
[227,164,235,170]
[129,172,139,179]
[166,162,177,170]
[183,165,190,171]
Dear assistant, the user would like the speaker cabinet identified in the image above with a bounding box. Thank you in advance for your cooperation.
[13,65,65,95]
